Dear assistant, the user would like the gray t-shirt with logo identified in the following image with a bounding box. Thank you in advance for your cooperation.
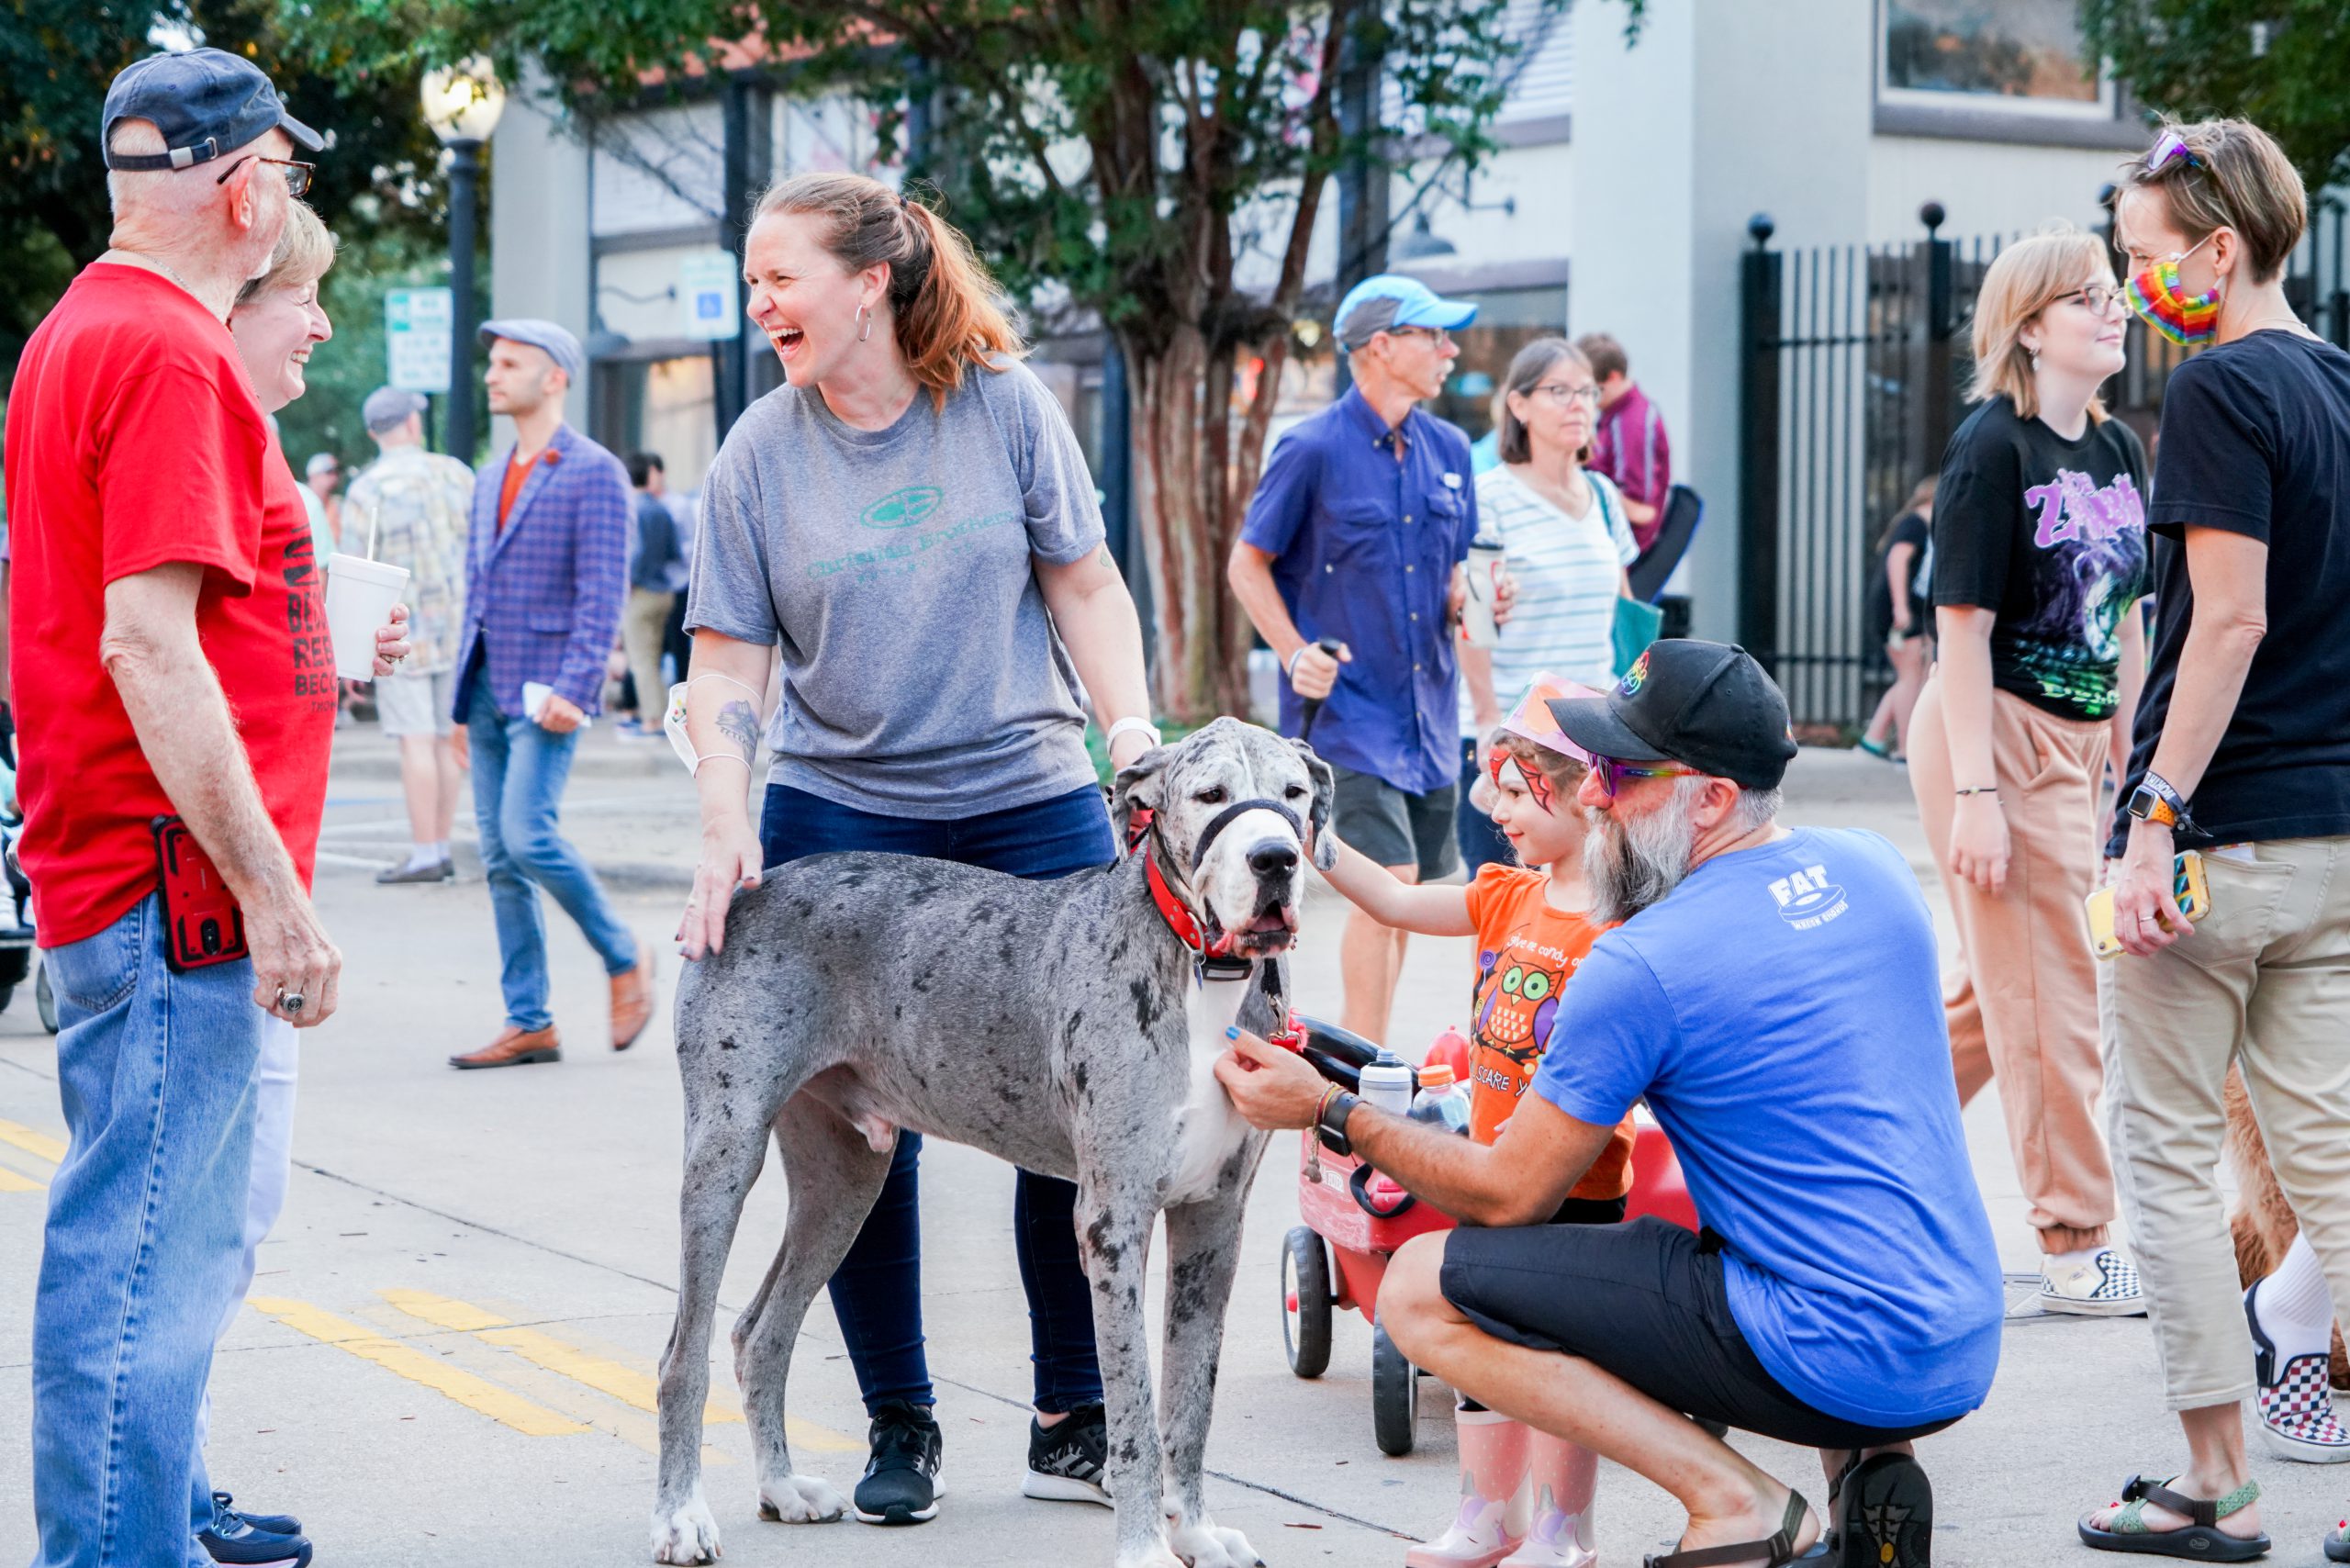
[685,357,1104,818]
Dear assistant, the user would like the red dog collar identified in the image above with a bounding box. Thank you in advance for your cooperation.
[1129,807,1254,978]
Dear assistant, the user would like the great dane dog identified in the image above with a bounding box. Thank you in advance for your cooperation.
[652,717,1337,1568]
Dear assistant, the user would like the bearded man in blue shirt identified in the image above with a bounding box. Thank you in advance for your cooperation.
[1228,274,1496,1044]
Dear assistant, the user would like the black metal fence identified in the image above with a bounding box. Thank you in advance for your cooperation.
[1738,196,2350,730]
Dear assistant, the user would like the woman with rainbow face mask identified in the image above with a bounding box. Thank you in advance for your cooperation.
[2081,119,2350,1565]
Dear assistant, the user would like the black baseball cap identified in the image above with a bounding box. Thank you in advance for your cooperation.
[1546,640,1798,790]
[102,49,322,174]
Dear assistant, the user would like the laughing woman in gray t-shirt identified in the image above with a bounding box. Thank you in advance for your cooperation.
[672,172,1158,1525]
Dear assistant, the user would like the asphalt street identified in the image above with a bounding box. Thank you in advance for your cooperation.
[1,729,2339,1566]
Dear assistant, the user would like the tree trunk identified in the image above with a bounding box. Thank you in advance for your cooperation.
[1128,327,1253,722]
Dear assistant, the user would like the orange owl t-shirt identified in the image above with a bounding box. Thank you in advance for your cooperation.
[1461,864,1636,1200]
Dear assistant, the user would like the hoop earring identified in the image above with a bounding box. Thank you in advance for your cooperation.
[856,304,873,342]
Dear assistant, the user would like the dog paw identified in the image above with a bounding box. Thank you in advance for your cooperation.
[651,1487,723,1563]
[1170,1518,1264,1568]
[757,1473,846,1523]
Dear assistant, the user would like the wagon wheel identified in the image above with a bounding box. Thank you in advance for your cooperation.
[1281,1226,1333,1379]
[1371,1321,1417,1455]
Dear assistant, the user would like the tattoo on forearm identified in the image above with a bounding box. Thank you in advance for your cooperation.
[1096,547,1115,571]
[717,700,759,764]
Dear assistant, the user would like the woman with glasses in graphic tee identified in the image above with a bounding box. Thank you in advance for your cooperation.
[1907,228,2153,1319]
[2079,120,2350,1564]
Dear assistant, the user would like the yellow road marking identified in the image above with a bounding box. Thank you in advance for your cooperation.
[0,1165,44,1193]
[249,1297,588,1437]
[378,1289,858,1450]
[0,1118,66,1165]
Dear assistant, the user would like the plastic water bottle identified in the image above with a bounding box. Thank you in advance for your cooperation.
[1358,1050,1416,1118]
[1409,1062,1473,1136]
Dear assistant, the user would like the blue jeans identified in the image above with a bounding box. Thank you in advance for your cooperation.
[760,781,1113,1416]
[466,681,639,1031]
[31,893,261,1568]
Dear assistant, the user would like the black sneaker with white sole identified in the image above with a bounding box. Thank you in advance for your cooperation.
[1024,1402,1112,1506]
[196,1507,311,1568]
[854,1399,944,1525]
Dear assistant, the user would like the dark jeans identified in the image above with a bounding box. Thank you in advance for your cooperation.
[759,779,1116,1417]
[1456,736,1512,877]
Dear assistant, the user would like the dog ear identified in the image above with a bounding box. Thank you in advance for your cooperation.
[1289,739,1338,872]
[1111,745,1169,857]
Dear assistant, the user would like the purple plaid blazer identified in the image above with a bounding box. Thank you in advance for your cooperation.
[451,422,631,722]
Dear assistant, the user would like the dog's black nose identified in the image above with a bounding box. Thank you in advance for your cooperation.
[1248,841,1299,877]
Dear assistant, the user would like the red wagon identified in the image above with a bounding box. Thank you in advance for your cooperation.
[1278,1022,1698,1455]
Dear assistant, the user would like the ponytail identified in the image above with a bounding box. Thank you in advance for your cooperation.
[754,173,1023,408]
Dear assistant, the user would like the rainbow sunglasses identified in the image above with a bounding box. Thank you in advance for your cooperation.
[1487,674,1599,813]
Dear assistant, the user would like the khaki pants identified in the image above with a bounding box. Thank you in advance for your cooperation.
[2108,835,2350,1410]
[623,588,675,722]
[1908,676,2116,1251]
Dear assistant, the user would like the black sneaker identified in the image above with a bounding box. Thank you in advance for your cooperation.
[853,1399,944,1525]
[212,1492,301,1538]
[1023,1402,1112,1506]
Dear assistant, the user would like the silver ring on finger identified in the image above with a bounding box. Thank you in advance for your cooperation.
[277,988,306,1016]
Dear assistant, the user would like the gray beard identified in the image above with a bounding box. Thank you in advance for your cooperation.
[1584,796,1699,924]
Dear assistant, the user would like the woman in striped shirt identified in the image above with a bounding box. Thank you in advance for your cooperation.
[1459,338,1639,872]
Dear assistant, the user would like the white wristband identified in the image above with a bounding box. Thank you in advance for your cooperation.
[1106,716,1162,753]
[1286,645,1311,681]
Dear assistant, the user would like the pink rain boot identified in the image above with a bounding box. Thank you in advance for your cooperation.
[1499,1431,1598,1568]
[1405,1407,1533,1568]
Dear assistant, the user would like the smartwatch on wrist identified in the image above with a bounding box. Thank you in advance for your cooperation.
[1315,1090,1360,1157]
[2127,771,2198,836]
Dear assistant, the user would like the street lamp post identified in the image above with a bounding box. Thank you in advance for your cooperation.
[421,60,506,465]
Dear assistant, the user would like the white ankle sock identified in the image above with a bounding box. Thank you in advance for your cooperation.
[404,846,440,871]
[432,840,451,861]
[2045,1245,2103,1278]
[2254,1233,2336,1363]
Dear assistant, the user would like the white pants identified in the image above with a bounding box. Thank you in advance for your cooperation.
[193,1014,298,1460]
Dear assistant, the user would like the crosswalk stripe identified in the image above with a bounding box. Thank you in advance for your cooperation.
[249,1297,589,1437]
[0,1165,45,1193]
[0,1118,66,1165]
[377,1289,858,1450]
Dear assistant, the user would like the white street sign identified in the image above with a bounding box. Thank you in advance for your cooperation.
[386,287,454,394]
[677,252,741,342]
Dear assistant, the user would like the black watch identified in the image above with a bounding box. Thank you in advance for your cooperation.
[1315,1090,1360,1157]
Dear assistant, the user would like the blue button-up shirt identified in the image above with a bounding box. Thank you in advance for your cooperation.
[1239,387,1479,794]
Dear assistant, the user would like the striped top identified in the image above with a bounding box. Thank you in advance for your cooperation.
[1460,465,1639,731]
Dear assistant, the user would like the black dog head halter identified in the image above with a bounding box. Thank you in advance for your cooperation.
[1128,798,1306,981]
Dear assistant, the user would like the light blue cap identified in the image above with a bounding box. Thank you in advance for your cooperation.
[479,318,585,382]
[1334,274,1478,351]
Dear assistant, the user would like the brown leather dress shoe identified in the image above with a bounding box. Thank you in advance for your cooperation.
[610,949,657,1051]
[449,1025,561,1070]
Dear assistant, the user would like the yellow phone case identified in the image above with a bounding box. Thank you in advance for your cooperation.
[2087,851,2211,960]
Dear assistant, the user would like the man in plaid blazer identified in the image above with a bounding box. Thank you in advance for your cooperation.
[448,319,656,1070]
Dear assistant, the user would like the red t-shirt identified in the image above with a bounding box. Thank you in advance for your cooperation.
[4,264,337,946]
[1462,863,1635,1198]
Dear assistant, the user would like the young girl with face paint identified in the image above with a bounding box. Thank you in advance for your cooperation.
[1315,675,1634,1568]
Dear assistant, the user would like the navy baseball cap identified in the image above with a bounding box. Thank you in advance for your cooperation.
[1546,640,1799,790]
[102,49,322,174]
[1335,274,1478,351]
[480,319,585,382]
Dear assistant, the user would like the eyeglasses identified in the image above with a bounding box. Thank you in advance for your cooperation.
[2058,285,2130,316]
[1384,326,1454,349]
[1526,382,1603,408]
[1587,753,1700,800]
[2145,129,2201,174]
[215,154,316,199]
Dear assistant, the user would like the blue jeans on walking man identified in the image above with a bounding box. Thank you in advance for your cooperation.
[30,893,262,1568]
[466,682,640,1030]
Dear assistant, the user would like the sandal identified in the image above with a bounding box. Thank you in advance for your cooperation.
[1830,1452,1932,1568]
[1645,1489,1828,1567]
[2076,1474,2268,1561]
[1855,736,1896,762]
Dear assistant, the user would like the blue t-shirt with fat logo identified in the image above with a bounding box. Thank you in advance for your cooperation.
[1532,825,2003,1428]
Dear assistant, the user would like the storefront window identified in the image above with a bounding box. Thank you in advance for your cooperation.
[598,355,718,494]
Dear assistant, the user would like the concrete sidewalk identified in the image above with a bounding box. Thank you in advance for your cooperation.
[0,736,2333,1568]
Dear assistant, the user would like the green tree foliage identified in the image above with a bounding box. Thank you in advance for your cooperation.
[283,0,1576,714]
[2080,0,2350,190]
[0,0,453,375]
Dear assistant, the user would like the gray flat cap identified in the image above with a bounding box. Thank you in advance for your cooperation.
[363,386,429,433]
[479,318,584,382]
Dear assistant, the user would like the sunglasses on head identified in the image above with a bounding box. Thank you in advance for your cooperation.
[1587,753,1699,801]
[2145,130,2201,175]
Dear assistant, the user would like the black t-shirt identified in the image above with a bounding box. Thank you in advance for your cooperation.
[2109,330,2350,855]
[1930,396,2151,722]
[1867,510,1931,638]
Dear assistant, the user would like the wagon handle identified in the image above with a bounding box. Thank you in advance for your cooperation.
[1348,1161,1416,1220]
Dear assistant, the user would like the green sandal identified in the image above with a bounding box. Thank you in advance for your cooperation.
[2076,1474,2268,1561]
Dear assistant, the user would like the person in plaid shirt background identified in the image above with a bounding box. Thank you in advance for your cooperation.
[1577,332,1673,554]
[447,319,657,1071]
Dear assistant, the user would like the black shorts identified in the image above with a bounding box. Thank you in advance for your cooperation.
[1332,766,1459,880]
[1439,1217,1962,1450]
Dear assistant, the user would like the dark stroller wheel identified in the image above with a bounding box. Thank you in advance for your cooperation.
[1281,1226,1333,1379]
[1371,1321,1417,1456]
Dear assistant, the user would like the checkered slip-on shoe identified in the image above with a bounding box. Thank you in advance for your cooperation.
[2038,1249,2147,1317]
[2249,1284,2350,1464]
